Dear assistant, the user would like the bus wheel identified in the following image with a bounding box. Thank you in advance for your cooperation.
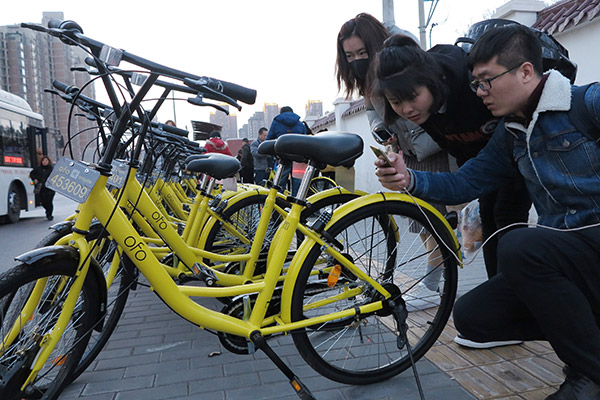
[7,184,22,223]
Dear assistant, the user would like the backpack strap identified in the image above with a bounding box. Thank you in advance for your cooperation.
[568,82,600,145]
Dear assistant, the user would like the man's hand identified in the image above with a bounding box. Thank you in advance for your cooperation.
[374,151,411,191]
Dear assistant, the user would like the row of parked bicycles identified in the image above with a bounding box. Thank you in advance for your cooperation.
[0,20,462,400]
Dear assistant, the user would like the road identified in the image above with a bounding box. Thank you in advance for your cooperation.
[0,194,78,274]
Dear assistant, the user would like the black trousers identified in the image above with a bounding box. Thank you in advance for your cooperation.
[40,188,55,217]
[453,226,600,384]
[478,174,531,278]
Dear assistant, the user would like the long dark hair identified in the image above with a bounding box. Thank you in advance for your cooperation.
[373,35,449,125]
[335,13,389,98]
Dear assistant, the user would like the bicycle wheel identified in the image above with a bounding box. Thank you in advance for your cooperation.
[290,200,458,384]
[0,260,100,399]
[202,194,290,267]
[308,176,337,196]
[34,228,133,385]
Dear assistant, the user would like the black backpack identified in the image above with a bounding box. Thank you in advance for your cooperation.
[455,19,578,84]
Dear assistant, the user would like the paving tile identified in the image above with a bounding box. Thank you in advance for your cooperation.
[425,344,474,371]
[448,368,514,399]
[519,386,560,400]
[511,357,564,385]
[479,361,546,392]
[82,375,155,396]
[114,383,189,400]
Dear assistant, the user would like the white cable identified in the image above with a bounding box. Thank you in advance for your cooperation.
[396,188,600,267]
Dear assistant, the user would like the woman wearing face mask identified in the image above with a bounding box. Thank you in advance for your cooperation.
[336,13,450,295]
[372,34,532,284]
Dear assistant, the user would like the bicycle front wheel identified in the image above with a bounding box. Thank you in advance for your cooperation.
[290,199,458,384]
[0,260,99,399]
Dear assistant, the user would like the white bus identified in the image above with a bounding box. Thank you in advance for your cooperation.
[0,89,46,223]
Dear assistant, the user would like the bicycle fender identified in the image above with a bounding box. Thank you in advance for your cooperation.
[49,220,75,235]
[15,245,108,331]
[305,187,367,204]
[16,244,79,266]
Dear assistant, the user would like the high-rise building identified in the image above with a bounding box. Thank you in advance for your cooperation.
[247,111,265,140]
[208,104,238,140]
[0,12,97,162]
[305,100,323,118]
[263,103,279,129]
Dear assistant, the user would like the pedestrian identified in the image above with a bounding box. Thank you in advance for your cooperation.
[204,131,233,156]
[372,33,532,282]
[336,13,450,293]
[30,156,56,221]
[267,106,306,196]
[375,24,600,399]
[251,127,272,185]
[237,138,254,183]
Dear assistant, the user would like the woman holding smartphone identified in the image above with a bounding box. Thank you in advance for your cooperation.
[336,13,451,294]
[371,34,532,284]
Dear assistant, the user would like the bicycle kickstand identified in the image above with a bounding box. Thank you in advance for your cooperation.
[390,298,426,400]
[249,331,317,400]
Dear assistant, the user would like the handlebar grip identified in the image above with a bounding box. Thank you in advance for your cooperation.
[158,123,189,138]
[20,22,47,32]
[207,78,257,105]
[52,80,78,95]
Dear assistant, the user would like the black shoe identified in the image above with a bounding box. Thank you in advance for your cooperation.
[46,215,53,221]
[546,372,600,399]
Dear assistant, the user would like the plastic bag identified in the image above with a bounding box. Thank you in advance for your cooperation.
[459,199,482,256]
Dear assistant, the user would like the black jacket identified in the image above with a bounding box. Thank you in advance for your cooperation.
[420,45,497,166]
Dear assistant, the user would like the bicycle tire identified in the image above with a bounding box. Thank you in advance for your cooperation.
[0,260,100,399]
[308,176,337,196]
[34,228,133,385]
[290,200,458,385]
[201,194,290,267]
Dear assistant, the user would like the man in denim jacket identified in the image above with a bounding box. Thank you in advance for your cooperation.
[375,25,600,400]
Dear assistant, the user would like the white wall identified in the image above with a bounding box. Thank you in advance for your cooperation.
[320,99,388,194]
[552,21,600,85]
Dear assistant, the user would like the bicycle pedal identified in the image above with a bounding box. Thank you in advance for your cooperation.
[191,263,217,286]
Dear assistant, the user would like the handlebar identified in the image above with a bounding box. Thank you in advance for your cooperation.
[22,20,257,106]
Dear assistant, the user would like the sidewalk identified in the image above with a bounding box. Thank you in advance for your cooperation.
[59,252,564,400]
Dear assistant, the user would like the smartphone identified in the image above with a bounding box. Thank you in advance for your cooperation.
[370,145,392,167]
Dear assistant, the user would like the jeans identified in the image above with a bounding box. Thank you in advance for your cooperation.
[254,170,269,186]
[453,226,600,384]
[277,164,300,197]
[478,174,531,278]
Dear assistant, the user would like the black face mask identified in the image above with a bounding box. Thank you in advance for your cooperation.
[350,58,370,81]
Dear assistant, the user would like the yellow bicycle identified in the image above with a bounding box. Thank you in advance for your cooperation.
[0,20,461,400]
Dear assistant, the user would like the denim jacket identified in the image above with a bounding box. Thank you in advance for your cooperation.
[410,70,600,229]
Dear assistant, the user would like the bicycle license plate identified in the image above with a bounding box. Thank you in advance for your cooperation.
[107,159,129,189]
[46,158,101,203]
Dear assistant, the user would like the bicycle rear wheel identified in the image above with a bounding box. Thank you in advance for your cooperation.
[0,260,99,399]
[290,200,458,384]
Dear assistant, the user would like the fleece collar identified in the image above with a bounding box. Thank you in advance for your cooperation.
[527,70,571,138]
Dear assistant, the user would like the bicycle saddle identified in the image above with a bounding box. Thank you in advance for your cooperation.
[257,140,276,156]
[274,132,363,168]
[183,154,209,167]
[186,153,240,179]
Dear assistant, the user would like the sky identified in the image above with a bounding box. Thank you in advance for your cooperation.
[2,0,544,134]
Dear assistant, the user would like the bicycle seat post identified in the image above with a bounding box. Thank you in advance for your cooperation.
[293,163,319,203]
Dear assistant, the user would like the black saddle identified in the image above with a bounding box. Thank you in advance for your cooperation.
[183,154,209,167]
[257,140,276,157]
[185,153,240,179]
[274,131,363,168]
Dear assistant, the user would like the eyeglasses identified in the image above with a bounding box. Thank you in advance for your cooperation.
[469,63,523,93]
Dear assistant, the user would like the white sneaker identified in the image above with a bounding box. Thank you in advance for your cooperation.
[404,283,441,311]
[453,334,523,349]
